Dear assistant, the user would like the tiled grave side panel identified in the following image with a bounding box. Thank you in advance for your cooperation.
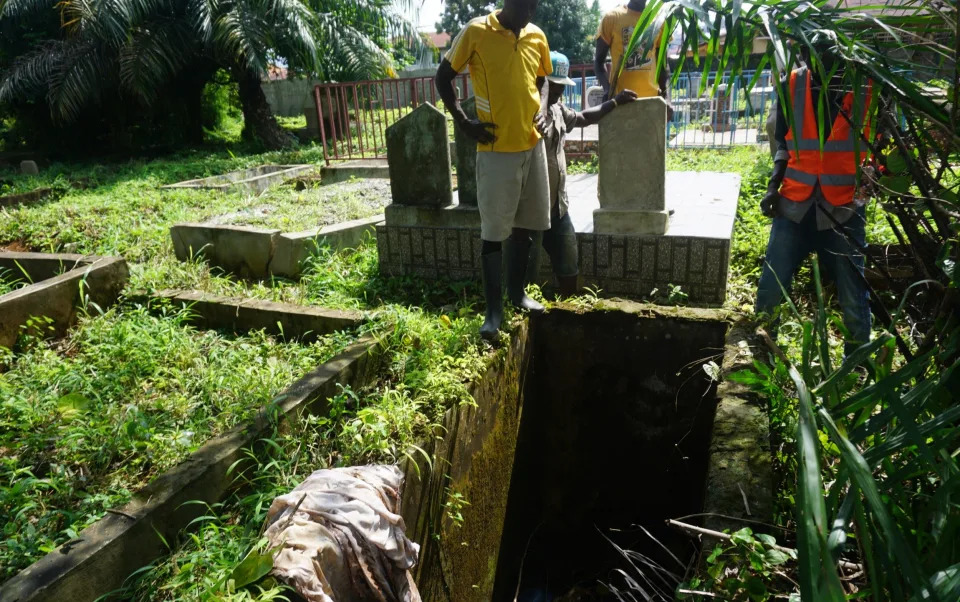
[378,225,730,306]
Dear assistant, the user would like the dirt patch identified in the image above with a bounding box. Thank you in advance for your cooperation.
[2,240,32,252]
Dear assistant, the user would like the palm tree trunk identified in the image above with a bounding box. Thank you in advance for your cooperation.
[236,69,294,150]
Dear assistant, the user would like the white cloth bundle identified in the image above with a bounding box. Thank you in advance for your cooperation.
[263,465,421,602]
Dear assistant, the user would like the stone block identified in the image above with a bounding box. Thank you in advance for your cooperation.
[453,97,478,206]
[20,160,38,175]
[319,159,389,185]
[593,208,669,235]
[170,223,278,278]
[597,97,666,212]
[0,255,128,351]
[150,291,364,339]
[384,203,481,228]
[386,103,453,207]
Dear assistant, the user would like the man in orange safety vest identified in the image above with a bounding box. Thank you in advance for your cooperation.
[756,42,875,357]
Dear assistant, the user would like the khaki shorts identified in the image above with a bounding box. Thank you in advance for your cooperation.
[476,139,550,242]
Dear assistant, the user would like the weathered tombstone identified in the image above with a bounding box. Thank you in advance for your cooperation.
[453,97,478,206]
[594,97,669,235]
[20,160,38,175]
[386,103,453,207]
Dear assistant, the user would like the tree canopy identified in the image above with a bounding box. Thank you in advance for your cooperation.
[437,0,602,64]
[0,0,417,150]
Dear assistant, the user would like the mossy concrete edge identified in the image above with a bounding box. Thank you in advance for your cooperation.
[400,321,529,602]
[702,319,773,534]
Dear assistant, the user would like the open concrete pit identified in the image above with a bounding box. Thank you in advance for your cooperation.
[403,303,771,601]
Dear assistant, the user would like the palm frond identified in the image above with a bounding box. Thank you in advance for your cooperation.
[45,39,114,122]
[212,0,271,73]
[0,40,64,102]
[0,0,52,19]
[119,18,197,102]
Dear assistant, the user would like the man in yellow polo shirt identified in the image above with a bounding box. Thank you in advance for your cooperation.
[594,0,672,115]
[435,0,552,341]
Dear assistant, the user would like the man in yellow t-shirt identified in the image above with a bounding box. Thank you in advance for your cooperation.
[435,0,552,341]
[594,0,672,116]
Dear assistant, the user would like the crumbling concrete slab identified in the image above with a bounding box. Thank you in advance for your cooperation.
[0,187,54,209]
[0,329,380,602]
[170,214,383,280]
[270,215,383,278]
[151,290,364,339]
[162,165,313,195]
[170,223,280,278]
[0,253,129,351]
[402,322,529,602]
[320,159,389,185]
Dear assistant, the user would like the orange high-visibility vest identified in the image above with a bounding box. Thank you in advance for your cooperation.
[780,67,874,206]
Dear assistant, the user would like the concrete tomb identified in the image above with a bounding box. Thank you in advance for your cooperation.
[377,97,740,305]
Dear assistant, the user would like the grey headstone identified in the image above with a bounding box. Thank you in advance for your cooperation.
[597,97,666,211]
[453,97,478,206]
[20,160,39,175]
[386,103,453,207]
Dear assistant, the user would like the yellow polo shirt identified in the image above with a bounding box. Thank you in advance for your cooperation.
[598,5,664,97]
[446,12,552,153]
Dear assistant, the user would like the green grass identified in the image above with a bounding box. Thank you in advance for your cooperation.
[215,178,390,231]
[0,267,27,295]
[0,140,919,599]
[0,303,357,581]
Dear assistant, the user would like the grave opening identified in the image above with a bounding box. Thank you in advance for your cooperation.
[492,309,728,600]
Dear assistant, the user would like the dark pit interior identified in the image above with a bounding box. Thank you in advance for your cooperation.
[493,309,728,601]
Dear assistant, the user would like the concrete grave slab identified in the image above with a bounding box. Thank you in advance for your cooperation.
[170,214,382,279]
[0,252,129,351]
[0,187,54,209]
[151,290,364,339]
[378,171,740,306]
[162,164,313,195]
[320,159,389,185]
[386,103,453,207]
[0,300,380,602]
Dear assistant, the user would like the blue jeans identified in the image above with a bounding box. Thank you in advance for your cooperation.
[755,206,871,356]
[529,210,579,282]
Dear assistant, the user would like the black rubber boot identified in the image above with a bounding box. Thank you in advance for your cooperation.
[506,234,545,313]
[479,251,504,341]
[557,274,580,298]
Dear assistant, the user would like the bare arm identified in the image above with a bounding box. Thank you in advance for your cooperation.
[436,59,469,123]
[436,58,496,144]
[594,38,611,96]
[575,89,639,127]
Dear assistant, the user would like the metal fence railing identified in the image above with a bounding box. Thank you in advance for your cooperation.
[314,74,470,164]
[564,64,775,154]
[311,66,773,163]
